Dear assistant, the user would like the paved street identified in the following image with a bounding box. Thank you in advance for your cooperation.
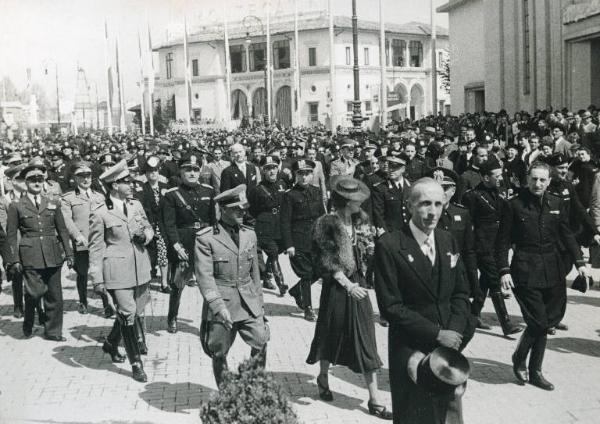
[0,256,599,424]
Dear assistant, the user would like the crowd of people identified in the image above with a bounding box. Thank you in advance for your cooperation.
[1,105,600,424]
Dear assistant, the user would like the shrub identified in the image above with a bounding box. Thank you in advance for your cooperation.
[200,356,299,424]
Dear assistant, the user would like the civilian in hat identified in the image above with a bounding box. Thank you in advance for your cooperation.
[61,161,114,317]
[497,162,590,391]
[195,184,269,387]
[551,125,573,158]
[404,142,428,183]
[307,176,392,419]
[206,145,231,188]
[572,146,597,208]
[503,145,527,193]
[135,156,171,294]
[88,160,154,381]
[163,152,216,334]
[281,159,326,321]
[372,153,411,235]
[248,156,288,295]
[5,159,73,340]
[374,177,476,424]
[329,139,359,188]
[306,145,327,200]
[219,143,261,193]
[462,160,521,336]
[47,151,71,192]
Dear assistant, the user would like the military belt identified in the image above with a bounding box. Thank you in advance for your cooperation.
[516,246,557,254]
[215,278,253,288]
[181,222,209,230]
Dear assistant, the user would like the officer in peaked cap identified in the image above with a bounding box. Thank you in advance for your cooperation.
[195,184,268,387]
[281,158,326,321]
[163,151,216,333]
[372,153,411,235]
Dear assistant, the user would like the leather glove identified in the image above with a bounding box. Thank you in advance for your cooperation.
[10,262,23,276]
[66,257,74,269]
[132,232,147,246]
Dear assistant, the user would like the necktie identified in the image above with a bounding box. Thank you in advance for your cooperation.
[123,202,128,217]
[423,237,435,264]
[35,196,40,210]
[86,190,90,199]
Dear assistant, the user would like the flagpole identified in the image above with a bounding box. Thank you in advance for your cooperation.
[223,9,232,128]
[147,21,155,136]
[328,0,336,133]
[431,0,438,116]
[137,30,146,135]
[116,33,126,132]
[293,0,301,126]
[183,17,191,134]
[379,0,387,131]
[104,19,114,136]
[266,0,272,126]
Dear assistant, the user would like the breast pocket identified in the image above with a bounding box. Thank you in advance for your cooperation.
[214,257,230,277]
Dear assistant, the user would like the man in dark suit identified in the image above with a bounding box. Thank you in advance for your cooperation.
[219,143,260,193]
[374,177,475,424]
[5,159,73,341]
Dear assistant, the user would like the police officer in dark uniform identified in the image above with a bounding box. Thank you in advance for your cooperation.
[463,160,521,336]
[280,159,326,321]
[248,155,288,296]
[496,161,590,391]
[162,152,216,333]
[371,154,410,236]
[431,167,480,304]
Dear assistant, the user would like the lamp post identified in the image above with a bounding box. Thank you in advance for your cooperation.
[243,15,270,126]
[43,59,61,127]
[351,0,363,134]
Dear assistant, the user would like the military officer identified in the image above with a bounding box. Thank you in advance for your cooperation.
[462,160,521,336]
[88,160,154,382]
[5,158,73,340]
[248,155,288,296]
[329,139,359,188]
[280,159,326,321]
[497,161,589,391]
[195,184,268,387]
[371,154,411,236]
[162,152,216,333]
[61,161,114,317]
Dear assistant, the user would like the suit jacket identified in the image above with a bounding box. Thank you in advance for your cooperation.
[310,160,327,195]
[135,181,169,228]
[88,198,154,289]
[6,195,73,269]
[60,188,105,251]
[219,162,260,193]
[194,223,262,322]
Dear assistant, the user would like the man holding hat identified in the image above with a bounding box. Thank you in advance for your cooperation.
[162,152,216,333]
[195,184,269,387]
[5,158,73,340]
[61,161,114,317]
[281,159,326,321]
[372,153,411,236]
[88,160,154,382]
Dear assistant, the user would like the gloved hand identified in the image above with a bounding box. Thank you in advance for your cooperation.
[66,257,74,269]
[132,232,146,246]
[10,262,23,276]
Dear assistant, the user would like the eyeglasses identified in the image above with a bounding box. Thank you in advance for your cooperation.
[26,175,45,183]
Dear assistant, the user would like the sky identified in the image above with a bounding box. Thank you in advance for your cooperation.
[0,0,449,112]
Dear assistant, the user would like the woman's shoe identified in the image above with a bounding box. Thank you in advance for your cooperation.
[316,374,333,401]
[367,401,393,420]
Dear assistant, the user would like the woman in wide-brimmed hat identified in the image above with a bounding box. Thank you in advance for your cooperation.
[306,176,392,420]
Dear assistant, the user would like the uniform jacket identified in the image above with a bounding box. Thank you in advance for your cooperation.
[405,157,429,182]
[194,223,263,322]
[248,179,287,241]
[6,195,73,269]
[462,183,505,255]
[161,183,216,262]
[88,198,154,289]
[329,157,359,187]
[458,166,482,201]
[61,188,105,251]
[280,184,326,252]
[371,178,411,232]
[159,161,180,188]
[219,162,260,193]
[310,160,327,195]
[135,181,169,228]
[495,189,585,289]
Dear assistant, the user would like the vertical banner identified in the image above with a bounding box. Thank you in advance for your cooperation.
[223,9,232,126]
[104,19,113,135]
[183,17,191,133]
[137,30,146,135]
[115,33,126,132]
[147,22,155,136]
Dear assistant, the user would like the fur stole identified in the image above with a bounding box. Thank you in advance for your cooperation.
[312,214,356,275]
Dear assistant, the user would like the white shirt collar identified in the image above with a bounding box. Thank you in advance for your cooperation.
[27,192,41,204]
[409,220,435,253]
[110,195,125,212]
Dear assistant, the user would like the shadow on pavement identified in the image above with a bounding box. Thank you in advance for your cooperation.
[467,357,516,385]
[264,302,311,320]
[547,337,600,358]
[143,316,199,337]
[51,344,124,377]
[567,295,600,308]
[0,316,28,339]
[139,381,216,414]
[69,323,113,343]
[330,366,391,393]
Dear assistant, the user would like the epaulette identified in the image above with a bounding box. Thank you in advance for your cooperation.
[196,227,212,237]
[135,186,143,191]
[285,188,292,192]
[240,224,254,231]
[201,183,213,190]
[91,202,104,211]
[165,187,178,193]
[60,191,75,198]
[373,181,383,187]
[451,202,466,209]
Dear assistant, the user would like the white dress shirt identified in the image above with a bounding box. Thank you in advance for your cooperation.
[409,220,436,264]
[110,196,126,215]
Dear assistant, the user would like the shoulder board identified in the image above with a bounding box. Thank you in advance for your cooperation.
[463,188,474,195]
[165,187,178,193]
[135,186,143,191]
[240,224,254,231]
[60,191,75,198]
[201,183,213,190]
[196,227,212,237]
[285,188,292,193]
[450,202,466,209]
[91,202,104,211]
[373,181,383,187]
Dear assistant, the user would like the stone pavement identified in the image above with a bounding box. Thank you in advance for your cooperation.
[0,257,600,424]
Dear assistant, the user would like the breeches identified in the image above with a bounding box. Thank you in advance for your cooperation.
[108,284,150,326]
[513,283,566,336]
[201,315,269,359]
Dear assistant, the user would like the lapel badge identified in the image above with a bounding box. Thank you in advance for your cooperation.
[407,254,414,263]
[447,252,459,268]
[453,215,461,222]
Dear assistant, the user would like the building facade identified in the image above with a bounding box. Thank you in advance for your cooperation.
[439,0,600,115]
[152,11,450,129]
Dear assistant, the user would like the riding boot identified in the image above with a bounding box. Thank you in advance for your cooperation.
[167,285,182,333]
[490,292,522,336]
[134,316,148,355]
[512,327,536,384]
[272,259,288,296]
[212,356,228,388]
[528,334,554,391]
[121,324,147,382]
[250,345,267,369]
[100,293,115,318]
[102,320,125,363]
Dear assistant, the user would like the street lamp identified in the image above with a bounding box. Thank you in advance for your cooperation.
[43,59,61,128]
[243,15,270,126]
[351,0,363,134]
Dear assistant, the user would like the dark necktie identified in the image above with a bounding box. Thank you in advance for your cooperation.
[35,196,40,210]
[123,202,128,217]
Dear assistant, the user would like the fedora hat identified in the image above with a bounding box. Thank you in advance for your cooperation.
[408,347,471,396]
[332,176,370,202]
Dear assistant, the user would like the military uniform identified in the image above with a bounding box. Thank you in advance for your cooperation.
[280,177,326,316]
[162,181,216,332]
[404,157,428,182]
[371,179,410,232]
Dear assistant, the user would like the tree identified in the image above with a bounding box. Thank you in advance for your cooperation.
[439,57,450,94]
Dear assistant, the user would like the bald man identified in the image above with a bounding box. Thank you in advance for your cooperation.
[219,143,261,193]
[374,178,476,424]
